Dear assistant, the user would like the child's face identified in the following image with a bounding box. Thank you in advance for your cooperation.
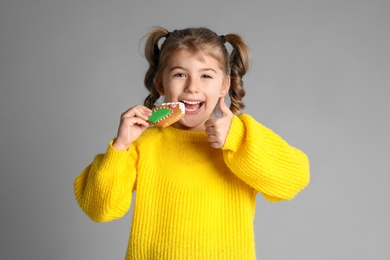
[159,50,230,131]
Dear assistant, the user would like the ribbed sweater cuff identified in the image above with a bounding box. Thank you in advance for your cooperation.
[222,115,246,152]
[101,140,131,169]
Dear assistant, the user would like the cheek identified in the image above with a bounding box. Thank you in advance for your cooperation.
[160,79,172,97]
[211,85,225,98]
[206,91,222,108]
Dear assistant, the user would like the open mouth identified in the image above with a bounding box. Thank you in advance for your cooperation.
[181,100,204,114]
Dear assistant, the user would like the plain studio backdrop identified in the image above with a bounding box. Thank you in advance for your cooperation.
[1,0,389,259]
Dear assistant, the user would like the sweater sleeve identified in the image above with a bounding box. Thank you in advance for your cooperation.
[222,114,310,202]
[73,140,137,222]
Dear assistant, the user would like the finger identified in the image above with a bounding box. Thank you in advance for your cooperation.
[204,118,216,128]
[128,105,152,117]
[210,141,222,149]
[204,126,215,135]
[206,133,217,142]
[122,116,150,128]
[218,97,232,117]
[122,105,152,120]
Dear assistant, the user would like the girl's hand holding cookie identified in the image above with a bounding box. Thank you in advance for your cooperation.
[204,97,233,149]
[113,105,152,150]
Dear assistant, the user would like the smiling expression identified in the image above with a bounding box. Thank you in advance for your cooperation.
[157,50,230,131]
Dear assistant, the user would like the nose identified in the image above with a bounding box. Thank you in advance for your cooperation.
[184,77,199,93]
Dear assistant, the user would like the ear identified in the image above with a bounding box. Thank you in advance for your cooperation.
[220,76,230,97]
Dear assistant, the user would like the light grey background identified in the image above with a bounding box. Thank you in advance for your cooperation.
[1,0,389,259]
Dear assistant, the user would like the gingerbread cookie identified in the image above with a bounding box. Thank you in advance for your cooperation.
[148,102,185,128]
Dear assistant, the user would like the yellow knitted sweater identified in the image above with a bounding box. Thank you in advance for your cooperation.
[74,114,310,259]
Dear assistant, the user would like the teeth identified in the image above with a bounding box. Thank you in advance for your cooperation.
[161,102,185,114]
[182,100,202,105]
[178,102,185,113]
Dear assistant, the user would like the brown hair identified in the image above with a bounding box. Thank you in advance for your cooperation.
[143,26,250,115]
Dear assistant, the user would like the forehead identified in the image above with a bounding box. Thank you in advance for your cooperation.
[166,50,223,70]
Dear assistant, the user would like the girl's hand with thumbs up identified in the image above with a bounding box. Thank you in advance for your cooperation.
[204,97,234,148]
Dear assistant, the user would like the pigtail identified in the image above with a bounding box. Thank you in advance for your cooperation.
[225,34,251,115]
[143,27,169,108]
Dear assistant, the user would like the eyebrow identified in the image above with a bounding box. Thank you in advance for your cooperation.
[169,66,217,73]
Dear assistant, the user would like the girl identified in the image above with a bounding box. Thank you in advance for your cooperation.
[74,26,310,259]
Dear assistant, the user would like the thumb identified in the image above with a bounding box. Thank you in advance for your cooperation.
[218,96,232,117]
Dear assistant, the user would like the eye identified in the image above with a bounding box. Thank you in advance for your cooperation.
[174,73,186,78]
[201,74,212,79]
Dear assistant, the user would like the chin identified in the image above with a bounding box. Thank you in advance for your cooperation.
[174,118,205,131]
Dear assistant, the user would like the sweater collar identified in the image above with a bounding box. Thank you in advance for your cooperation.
[161,126,208,143]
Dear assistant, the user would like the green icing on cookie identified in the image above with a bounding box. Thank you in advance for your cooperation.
[148,108,171,124]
